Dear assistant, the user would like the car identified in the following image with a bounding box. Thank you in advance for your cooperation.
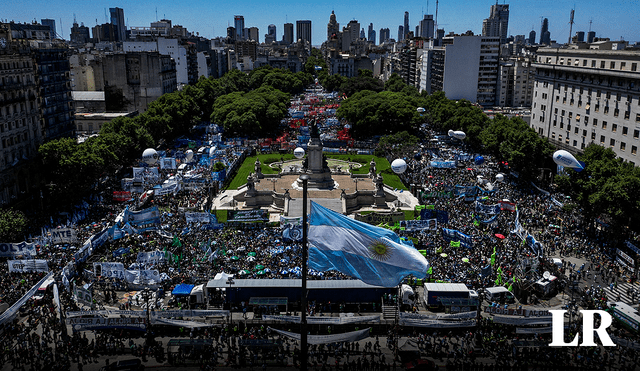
[404,358,436,370]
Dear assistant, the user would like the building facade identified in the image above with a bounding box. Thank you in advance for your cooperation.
[482,4,509,44]
[497,56,535,107]
[296,20,312,46]
[530,47,640,165]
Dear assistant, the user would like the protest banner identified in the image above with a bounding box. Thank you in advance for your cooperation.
[0,241,37,257]
[50,228,77,244]
[8,260,49,273]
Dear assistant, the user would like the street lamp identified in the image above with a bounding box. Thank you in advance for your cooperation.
[300,174,309,371]
[226,277,235,325]
[142,287,153,345]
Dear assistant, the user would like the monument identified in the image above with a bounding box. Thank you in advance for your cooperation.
[295,120,336,189]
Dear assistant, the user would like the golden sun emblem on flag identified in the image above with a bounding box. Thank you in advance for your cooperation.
[368,239,393,261]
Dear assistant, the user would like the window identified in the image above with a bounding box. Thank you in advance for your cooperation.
[593,119,598,127]
[575,127,579,134]
[634,129,639,139]
[601,61,605,68]
[633,146,637,155]
[561,110,566,116]
[602,121,607,129]
[604,106,609,114]
[610,138,615,147]
[583,60,588,67]
[583,130,587,137]
[632,63,638,72]
[625,111,630,120]
[585,116,589,124]
[610,61,615,69]
[614,108,619,117]
[621,142,626,151]
[606,91,611,99]
[620,62,626,70]
[592,60,596,68]
[636,113,640,122]
[592,132,596,140]
[573,140,578,147]
[595,104,600,112]
[623,127,628,135]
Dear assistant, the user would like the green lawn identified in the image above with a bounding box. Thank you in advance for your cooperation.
[225,153,407,191]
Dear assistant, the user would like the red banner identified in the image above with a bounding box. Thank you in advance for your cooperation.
[112,191,132,202]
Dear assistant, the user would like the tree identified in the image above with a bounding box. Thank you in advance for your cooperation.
[0,209,28,242]
[375,131,420,157]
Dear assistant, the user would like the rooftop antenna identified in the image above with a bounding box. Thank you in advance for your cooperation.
[588,18,593,32]
[105,8,108,23]
[73,13,77,24]
[568,8,575,44]
[156,7,158,21]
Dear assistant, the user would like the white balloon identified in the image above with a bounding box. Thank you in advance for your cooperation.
[451,131,466,140]
[553,150,583,169]
[417,107,425,113]
[448,129,454,137]
[294,147,305,159]
[495,173,504,182]
[142,148,158,165]
[185,150,194,162]
[209,147,217,157]
[391,158,407,174]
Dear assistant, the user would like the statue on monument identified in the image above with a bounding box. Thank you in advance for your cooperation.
[369,159,377,178]
[310,119,319,138]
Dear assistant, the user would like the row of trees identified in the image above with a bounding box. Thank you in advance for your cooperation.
[38,66,313,208]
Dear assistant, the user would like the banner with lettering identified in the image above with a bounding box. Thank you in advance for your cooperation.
[93,262,125,279]
[159,157,177,170]
[185,212,216,224]
[262,315,380,324]
[67,317,146,331]
[429,160,457,169]
[269,327,370,345]
[136,250,167,264]
[227,210,269,222]
[399,219,437,231]
[475,202,501,215]
[355,212,405,225]
[399,318,476,328]
[420,209,449,224]
[0,242,37,257]
[50,228,77,244]
[112,191,132,202]
[400,311,476,320]
[8,260,49,273]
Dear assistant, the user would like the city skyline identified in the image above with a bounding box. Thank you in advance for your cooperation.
[3,0,637,45]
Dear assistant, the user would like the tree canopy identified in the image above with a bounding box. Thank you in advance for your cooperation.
[0,209,28,242]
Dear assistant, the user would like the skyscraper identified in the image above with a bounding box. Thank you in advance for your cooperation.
[398,25,404,41]
[41,19,56,39]
[481,3,509,44]
[379,28,390,43]
[109,7,126,41]
[403,11,409,40]
[587,31,595,43]
[283,23,294,44]
[540,18,550,45]
[418,15,434,39]
[327,11,339,40]
[296,20,312,46]
[368,23,376,44]
[234,16,245,40]
[247,27,259,42]
[265,24,276,44]
[528,30,536,44]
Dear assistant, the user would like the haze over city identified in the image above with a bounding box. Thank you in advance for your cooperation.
[4,0,638,44]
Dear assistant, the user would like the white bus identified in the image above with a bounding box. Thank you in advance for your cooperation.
[608,302,640,333]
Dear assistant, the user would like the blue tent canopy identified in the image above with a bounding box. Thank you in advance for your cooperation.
[172,283,195,296]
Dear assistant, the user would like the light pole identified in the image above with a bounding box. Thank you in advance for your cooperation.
[142,287,152,345]
[226,277,235,325]
[300,174,309,371]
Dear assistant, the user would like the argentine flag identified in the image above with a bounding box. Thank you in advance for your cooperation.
[308,202,429,287]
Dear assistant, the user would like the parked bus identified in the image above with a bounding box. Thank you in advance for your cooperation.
[608,301,640,333]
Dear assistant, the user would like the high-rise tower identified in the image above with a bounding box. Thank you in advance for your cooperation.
[481,3,509,44]
[540,18,550,45]
[368,23,376,44]
[234,16,245,40]
[296,20,312,46]
[403,11,409,40]
[283,23,294,44]
[109,7,126,41]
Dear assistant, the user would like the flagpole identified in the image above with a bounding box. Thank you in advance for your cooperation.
[300,174,309,371]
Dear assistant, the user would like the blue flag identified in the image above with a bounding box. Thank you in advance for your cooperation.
[308,202,429,287]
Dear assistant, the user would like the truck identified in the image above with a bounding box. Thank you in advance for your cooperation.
[484,286,515,304]
[422,283,476,309]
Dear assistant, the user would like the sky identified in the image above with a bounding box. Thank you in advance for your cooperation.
[3,0,638,45]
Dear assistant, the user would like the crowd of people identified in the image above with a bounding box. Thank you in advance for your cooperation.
[2,89,640,370]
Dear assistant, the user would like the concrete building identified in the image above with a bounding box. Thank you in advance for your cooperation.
[70,21,91,45]
[124,38,190,87]
[234,16,245,40]
[265,24,276,44]
[327,11,339,41]
[482,3,509,44]
[418,15,435,39]
[283,23,294,45]
[379,28,390,44]
[419,35,500,107]
[75,112,135,135]
[296,20,311,46]
[497,56,535,107]
[109,7,126,42]
[40,19,56,39]
[368,23,376,45]
[102,51,177,113]
[341,20,360,53]
[530,46,640,165]
[0,36,43,206]
[247,27,259,42]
